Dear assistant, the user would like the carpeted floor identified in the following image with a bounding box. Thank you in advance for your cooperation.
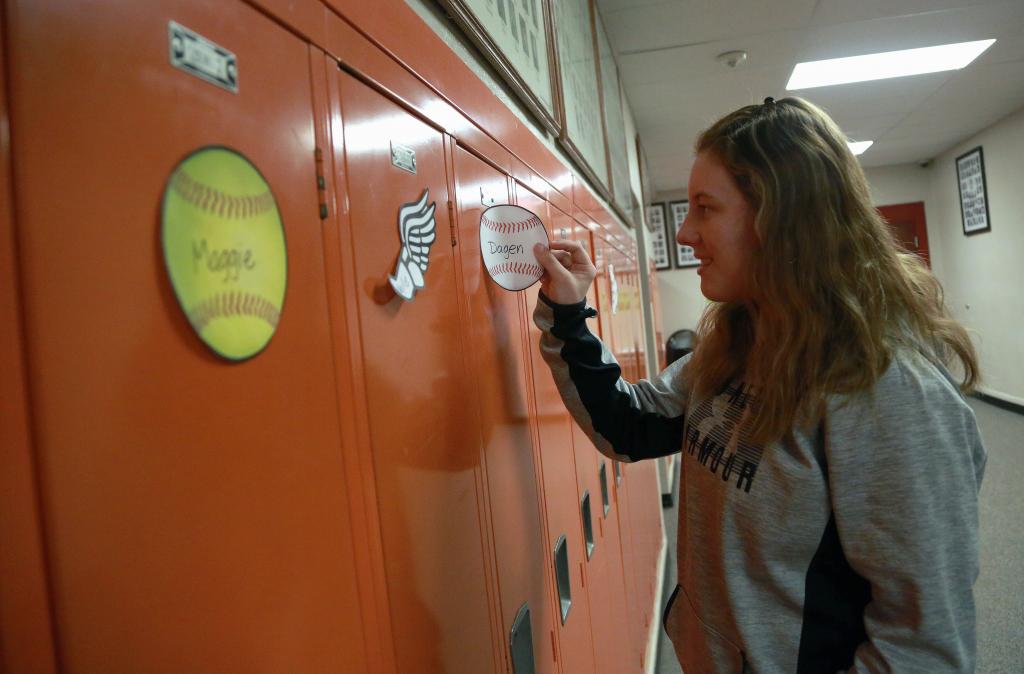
[655,396,1023,673]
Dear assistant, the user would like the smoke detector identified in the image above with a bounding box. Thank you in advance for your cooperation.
[716,50,748,68]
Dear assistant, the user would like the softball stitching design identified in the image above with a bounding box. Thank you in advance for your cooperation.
[171,168,277,219]
[480,214,544,235]
[487,262,543,278]
[187,291,281,332]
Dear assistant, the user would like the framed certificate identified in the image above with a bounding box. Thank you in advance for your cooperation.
[551,0,609,196]
[646,203,671,270]
[439,0,562,136]
[955,146,991,236]
[668,200,698,268]
[596,11,632,225]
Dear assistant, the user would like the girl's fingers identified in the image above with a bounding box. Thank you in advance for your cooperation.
[548,239,592,265]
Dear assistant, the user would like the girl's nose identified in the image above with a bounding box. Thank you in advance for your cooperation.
[677,213,698,246]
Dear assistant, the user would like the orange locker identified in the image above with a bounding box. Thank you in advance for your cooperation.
[329,70,497,674]
[563,220,636,674]
[452,143,556,674]
[518,185,599,674]
[4,1,367,672]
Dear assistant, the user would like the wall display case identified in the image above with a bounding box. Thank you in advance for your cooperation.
[646,203,671,270]
[551,0,609,197]
[595,11,633,226]
[438,0,561,135]
[669,199,698,268]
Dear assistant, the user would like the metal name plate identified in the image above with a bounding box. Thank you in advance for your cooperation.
[169,21,238,93]
[390,142,417,174]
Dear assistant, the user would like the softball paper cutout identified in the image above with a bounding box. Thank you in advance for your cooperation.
[479,204,550,291]
[161,146,287,361]
[389,189,437,301]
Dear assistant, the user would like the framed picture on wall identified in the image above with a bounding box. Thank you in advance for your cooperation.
[668,200,698,268]
[646,203,671,270]
[551,0,610,197]
[955,146,991,235]
[438,0,562,136]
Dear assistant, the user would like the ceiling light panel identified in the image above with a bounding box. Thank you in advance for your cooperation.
[787,39,996,90]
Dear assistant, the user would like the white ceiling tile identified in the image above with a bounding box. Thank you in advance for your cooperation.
[798,0,1024,61]
[604,0,1024,187]
[809,0,1008,28]
[600,0,818,55]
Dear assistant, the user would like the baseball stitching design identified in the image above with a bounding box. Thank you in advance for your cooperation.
[480,213,545,235]
[171,168,277,219]
[487,262,544,278]
[187,290,281,332]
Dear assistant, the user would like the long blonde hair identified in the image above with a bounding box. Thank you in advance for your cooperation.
[687,96,979,445]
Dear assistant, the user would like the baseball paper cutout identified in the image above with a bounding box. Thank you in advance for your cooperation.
[161,146,287,361]
[389,189,438,301]
[479,204,550,291]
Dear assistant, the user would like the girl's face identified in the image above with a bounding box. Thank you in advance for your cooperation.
[677,151,761,303]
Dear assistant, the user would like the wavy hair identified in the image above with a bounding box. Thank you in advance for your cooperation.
[687,96,979,445]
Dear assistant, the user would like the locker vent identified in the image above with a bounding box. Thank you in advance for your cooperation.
[510,602,536,674]
[554,534,572,625]
[581,491,594,559]
[599,462,610,517]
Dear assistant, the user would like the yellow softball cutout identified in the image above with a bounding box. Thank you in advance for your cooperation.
[162,146,287,361]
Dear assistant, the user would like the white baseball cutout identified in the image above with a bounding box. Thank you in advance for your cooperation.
[479,204,550,291]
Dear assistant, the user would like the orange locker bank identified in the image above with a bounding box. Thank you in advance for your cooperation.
[0,1,668,673]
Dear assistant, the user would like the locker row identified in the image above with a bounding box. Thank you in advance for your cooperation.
[0,1,668,673]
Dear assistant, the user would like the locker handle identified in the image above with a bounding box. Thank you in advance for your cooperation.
[554,534,572,625]
[599,462,610,517]
[510,602,536,674]
[581,490,595,560]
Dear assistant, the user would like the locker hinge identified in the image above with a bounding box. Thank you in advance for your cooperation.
[447,200,457,247]
[315,147,328,219]
[550,629,558,664]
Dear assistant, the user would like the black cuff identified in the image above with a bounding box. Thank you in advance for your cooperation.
[538,291,596,320]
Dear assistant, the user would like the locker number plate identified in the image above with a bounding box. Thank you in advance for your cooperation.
[169,21,238,93]
[391,142,417,174]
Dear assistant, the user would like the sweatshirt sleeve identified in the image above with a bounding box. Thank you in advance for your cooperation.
[826,349,987,673]
[532,291,690,463]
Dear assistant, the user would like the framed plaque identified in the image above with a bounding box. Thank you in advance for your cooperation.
[551,0,609,196]
[668,200,698,268]
[646,203,671,270]
[439,0,561,136]
[596,12,633,225]
[955,146,991,236]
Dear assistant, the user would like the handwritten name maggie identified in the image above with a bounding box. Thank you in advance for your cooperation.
[488,241,524,260]
[192,239,256,282]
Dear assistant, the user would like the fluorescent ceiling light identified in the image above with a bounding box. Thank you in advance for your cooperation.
[848,140,873,156]
[787,39,996,90]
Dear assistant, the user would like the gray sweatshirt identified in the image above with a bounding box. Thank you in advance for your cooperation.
[533,293,987,673]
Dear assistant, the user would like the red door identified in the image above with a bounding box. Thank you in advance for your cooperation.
[877,202,930,267]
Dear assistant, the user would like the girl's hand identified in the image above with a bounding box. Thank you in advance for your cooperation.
[533,240,597,305]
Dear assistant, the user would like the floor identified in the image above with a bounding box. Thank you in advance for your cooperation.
[654,396,1023,673]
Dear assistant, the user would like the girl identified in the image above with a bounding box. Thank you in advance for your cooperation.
[532,97,987,673]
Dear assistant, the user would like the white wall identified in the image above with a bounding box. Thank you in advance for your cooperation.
[924,107,1024,405]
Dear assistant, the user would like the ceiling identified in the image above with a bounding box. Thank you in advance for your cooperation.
[597,0,1024,193]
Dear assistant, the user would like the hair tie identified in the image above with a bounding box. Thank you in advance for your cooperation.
[763,96,776,106]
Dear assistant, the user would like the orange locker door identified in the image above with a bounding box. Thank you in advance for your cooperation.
[519,189,598,674]
[564,220,635,674]
[331,71,496,674]
[6,2,367,672]
[452,144,556,674]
